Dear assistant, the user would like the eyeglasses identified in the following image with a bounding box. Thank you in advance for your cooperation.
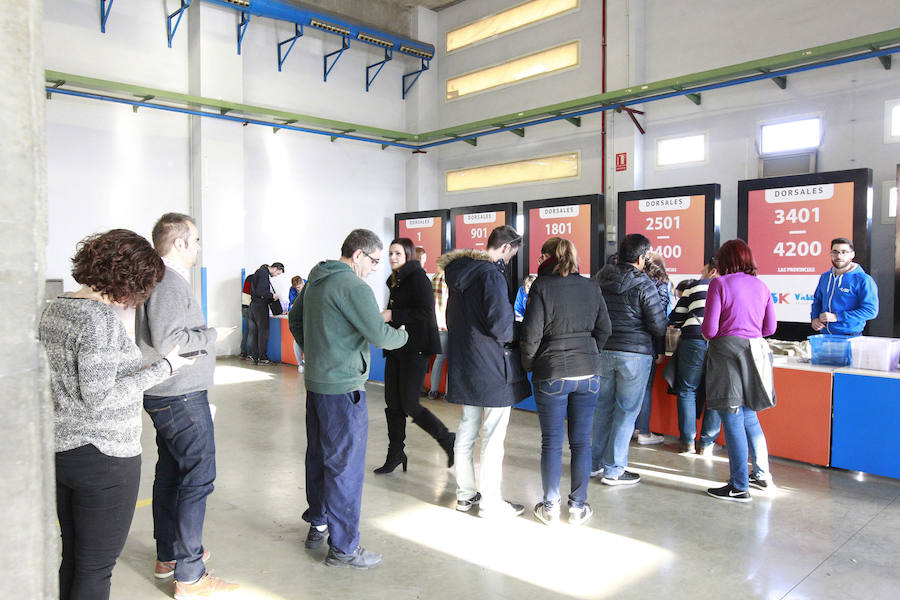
[830,250,853,256]
[362,250,380,266]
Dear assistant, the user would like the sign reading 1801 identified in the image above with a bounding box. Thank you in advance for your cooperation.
[625,196,705,273]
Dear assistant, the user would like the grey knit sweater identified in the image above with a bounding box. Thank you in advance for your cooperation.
[135,267,217,396]
[40,297,171,457]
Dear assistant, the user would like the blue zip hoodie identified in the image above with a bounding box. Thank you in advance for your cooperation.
[810,263,879,335]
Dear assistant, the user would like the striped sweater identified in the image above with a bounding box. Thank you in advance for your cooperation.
[40,297,171,457]
[668,278,710,339]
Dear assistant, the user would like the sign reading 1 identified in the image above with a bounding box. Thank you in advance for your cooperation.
[455,211,506,250]
[397,216,443,274]
[625,195,705,274]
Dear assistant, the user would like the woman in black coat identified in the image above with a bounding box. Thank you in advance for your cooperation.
[520,237,611,525]
[375,238,455,474]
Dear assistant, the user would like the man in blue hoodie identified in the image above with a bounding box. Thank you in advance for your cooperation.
[810,238,879,336]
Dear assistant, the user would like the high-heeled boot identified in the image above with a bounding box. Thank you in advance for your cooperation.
[374,409,407,474]
[413,409,455,468]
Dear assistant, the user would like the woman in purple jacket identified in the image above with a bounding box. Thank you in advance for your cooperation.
[701,240,776,502]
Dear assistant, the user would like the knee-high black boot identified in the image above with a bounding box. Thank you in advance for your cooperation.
[412,409,455,468]
[374,408,408,474]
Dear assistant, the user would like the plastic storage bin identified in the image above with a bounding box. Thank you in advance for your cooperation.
[808,334,853,366]
[849,336,900,372]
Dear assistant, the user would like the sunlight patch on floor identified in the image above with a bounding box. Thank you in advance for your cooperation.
[213,365,274,385]
[373,504,674,599]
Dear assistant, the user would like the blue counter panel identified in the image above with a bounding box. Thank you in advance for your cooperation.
[267,319,282,363]
[832,372,900,479]
[369,344,385,382]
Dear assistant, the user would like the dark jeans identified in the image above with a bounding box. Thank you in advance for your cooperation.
[144,390,216,583]
[303,390,368,554]
[534,376,600,509]
[240,305,255,356]
[675,338,722,445]
[384,353,450,449]
[248,301,270,360]
[56,444,140,600]
[635,361,658,434]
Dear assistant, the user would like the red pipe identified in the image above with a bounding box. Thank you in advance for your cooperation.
[601,0,607,196]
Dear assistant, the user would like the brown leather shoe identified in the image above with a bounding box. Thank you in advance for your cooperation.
[155,549,211,579]
[174,573,239,599]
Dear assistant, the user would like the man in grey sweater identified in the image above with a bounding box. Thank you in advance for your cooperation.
[135,213,239,598]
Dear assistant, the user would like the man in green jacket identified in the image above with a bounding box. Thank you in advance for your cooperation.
[289,229,407,570]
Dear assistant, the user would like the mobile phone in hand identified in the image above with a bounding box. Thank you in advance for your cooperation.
[179,349,208,358]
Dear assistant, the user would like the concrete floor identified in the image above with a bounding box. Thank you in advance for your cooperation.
[110,357,900,600]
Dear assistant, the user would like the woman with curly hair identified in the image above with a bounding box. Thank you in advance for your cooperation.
[40,229,193,600]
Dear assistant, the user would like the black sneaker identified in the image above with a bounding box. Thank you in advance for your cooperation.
[707,483,752,503]
[257,358,272,365]
[456,492,481,512]
[304,525,328,549]
[601,470,641,486]
[749,477,771,491]
[325,546,382,569]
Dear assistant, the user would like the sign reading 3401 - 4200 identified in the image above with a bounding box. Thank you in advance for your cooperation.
[625,195,705,274]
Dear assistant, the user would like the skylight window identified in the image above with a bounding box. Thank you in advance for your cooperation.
[446,0,579,53]
[760,117,821,154]
[446,152,579,192]
[655,134,707,167]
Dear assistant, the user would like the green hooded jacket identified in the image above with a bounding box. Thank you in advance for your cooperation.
[288,260,408,394]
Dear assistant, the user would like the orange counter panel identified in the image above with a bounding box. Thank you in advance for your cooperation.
[280,319,299,366]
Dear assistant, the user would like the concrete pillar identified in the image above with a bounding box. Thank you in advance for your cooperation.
[188,2,246,355]
[405,6,439,212]
[0,1,57,598]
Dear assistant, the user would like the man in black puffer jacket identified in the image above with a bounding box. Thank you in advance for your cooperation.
[590,234,668,486]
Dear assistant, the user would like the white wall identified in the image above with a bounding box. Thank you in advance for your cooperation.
[43,0,415,351]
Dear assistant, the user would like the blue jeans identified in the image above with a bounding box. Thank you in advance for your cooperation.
[303,390,368,554]
[635,361,658,434]
[534,376,600,508]
[143,391,216,583]
[429,330,448,392]
[591,350,653,478]
[717,407,770,491]
[675,338,706,442]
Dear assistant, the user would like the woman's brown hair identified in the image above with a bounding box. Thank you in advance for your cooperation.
[716,239,758,276]
[388,237,416,286]
[71,229,165,307]
[540,237,579,277]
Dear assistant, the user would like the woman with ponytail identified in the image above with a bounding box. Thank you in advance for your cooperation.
[520,237,611,525]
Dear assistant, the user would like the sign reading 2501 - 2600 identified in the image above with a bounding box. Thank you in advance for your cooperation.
[625,195,705,274]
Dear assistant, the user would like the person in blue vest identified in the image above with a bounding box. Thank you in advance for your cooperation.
[810,238,878,336]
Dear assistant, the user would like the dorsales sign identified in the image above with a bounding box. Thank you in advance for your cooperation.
[398,216,443,275]
[624,195,705,277]
[455,211,506,250]
[527,204,592,275]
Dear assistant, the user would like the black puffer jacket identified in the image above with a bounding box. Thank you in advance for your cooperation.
[593,263,668,355]
[438,250,532,408]
[385,260,441,356]
[520,262,612,381]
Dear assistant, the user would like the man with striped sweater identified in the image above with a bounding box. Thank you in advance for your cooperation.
[668,259,721,455]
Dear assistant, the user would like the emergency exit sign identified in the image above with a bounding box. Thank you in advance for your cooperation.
[616,152,627,172]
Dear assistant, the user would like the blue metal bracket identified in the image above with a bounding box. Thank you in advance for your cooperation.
[366,48,393,92]
[324,37,350,82]
[236,11,250,55]
[402,58,430,100]
[100,0,114,34]
[166,0,190,48]
[277,24,304,72]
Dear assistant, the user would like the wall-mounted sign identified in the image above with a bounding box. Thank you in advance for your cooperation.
[394,210,449,275]
[450,203,518,298]
[615,152,627,172]
[523,195,605,276]
[619,184,720,285]
[738,169,871,329]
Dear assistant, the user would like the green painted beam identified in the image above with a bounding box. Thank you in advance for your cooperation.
[43,70,414,142]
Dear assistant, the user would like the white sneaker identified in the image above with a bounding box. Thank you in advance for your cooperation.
[298,364,304,373]
[590,467,604,478]
[638,432,664,445]
[479,500,525,519]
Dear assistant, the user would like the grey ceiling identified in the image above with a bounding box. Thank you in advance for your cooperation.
[292,0,464,39]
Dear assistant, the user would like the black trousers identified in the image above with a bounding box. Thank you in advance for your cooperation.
[248,301,270,360]
[384,353,450,450]
[56,444,141,600]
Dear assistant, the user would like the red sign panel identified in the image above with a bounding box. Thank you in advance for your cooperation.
[454,211,507,251]
[398,216,444,275]
[527,203,592,275]
[747,182,854,321]
[615,152,627,172]
[624,194,706,276]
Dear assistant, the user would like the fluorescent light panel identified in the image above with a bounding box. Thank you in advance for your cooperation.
[446,41,579,100]
[446,152,578,192]
[761,117,821,154]
[446,0,579,52]
[656,134,706,166]
[892,104,900,137]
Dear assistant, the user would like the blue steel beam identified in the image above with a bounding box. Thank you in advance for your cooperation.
[366,48,392,92]
[277,23,303,71]
[237,11,250,55]
[100,0,114,34]
[323,37,349,82]
[45,86,419,150]
[167,0,191,48]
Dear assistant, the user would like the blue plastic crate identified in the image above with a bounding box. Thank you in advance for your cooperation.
[808,334,852,366]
